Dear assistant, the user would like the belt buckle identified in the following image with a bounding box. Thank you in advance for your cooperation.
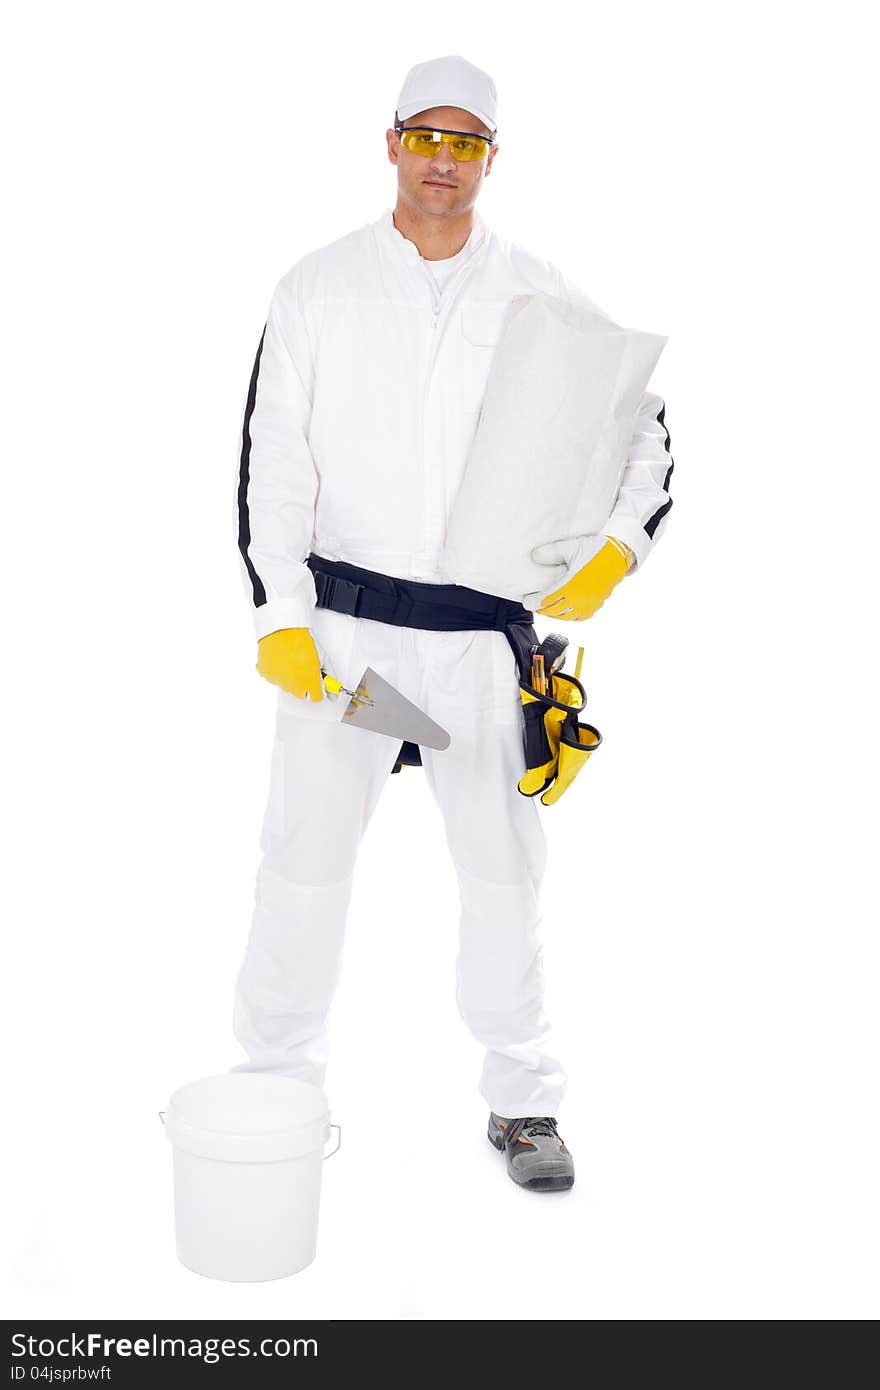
[320,572,362,617]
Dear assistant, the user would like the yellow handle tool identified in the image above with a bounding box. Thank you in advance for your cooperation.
[321,669,373,706]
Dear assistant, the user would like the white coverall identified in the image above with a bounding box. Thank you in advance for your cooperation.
[232,206,673,1117]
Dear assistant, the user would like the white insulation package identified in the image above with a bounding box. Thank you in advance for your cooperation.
[440,292,667,602]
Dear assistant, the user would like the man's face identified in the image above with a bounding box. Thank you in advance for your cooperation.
[386,105,498,219]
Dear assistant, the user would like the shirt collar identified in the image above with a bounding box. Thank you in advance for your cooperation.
[375,205,489,263]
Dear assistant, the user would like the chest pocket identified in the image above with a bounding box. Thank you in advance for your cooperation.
[458,302,511,412]
[461,302,511,345]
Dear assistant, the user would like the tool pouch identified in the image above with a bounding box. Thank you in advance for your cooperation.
[517,671,602,805]
[539,719,602,805]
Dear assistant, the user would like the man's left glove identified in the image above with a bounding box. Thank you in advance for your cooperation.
[528,535,634,621]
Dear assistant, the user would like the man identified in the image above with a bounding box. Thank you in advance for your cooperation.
[232,55,673,1192]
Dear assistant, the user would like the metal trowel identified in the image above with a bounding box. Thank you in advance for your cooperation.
[322,667,451,750]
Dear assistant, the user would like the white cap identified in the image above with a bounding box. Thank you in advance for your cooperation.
[395,54,498,136]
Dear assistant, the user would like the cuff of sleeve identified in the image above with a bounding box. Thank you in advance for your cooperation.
[601,518,651,572]
[253,591,316,640]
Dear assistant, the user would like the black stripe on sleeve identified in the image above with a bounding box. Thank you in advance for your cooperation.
[644,495,673,538]
[643,400,674,541]
[237,327,268,607]
[657,402,672,453]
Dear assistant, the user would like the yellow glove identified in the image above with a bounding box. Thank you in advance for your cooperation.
[256,627,323,701]
[531,536,634,622]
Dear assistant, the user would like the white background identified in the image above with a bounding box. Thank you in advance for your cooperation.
[3,0,878,1322]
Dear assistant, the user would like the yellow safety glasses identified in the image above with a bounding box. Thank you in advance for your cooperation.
[395,124,494,162]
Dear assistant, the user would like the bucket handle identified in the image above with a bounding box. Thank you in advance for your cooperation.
[159,1110,341,1157]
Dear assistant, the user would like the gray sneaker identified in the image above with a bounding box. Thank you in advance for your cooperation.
[488,1112,575,1191]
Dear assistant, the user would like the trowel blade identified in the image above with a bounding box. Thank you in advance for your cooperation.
[341,666,451,750]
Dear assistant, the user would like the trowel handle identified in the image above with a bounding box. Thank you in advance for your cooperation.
[321,668,371,705]
[321,669,345,696]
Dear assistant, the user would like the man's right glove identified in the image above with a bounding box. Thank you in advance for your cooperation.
[256,627,324,701]
[528,535,634,621]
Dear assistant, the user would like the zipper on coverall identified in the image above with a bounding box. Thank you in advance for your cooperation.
[416,253,482,576]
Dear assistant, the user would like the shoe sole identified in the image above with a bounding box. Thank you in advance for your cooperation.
[521,1173,574,1191]
[488,1128,575,1191]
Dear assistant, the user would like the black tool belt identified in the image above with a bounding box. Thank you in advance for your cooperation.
[306,553,538,681]
[307,553,539,775]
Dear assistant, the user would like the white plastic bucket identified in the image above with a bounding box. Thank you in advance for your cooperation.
[162,1073,339,1282]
